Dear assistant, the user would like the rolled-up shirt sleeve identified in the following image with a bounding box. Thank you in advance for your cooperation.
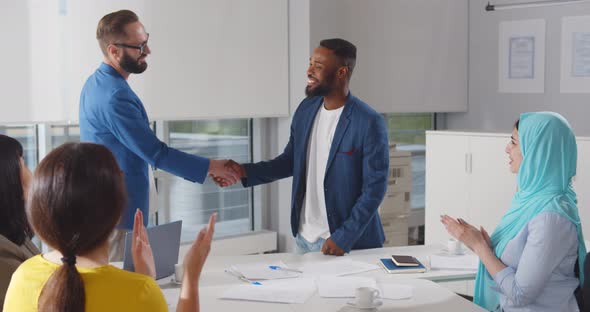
[492,212,578,307]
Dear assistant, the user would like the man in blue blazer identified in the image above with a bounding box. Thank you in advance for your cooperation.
[220,39,389,255]
[79,10,238,260]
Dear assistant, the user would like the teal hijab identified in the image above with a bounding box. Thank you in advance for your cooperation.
[473,112,586,310]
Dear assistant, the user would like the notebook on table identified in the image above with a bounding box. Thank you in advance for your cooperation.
[122,220,182,279]
[391,255,421,267]
[379,257,426,274]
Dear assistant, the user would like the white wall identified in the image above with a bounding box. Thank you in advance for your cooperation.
[262,0,310,252]
[309,0,468,113]
[1,1,32,123]
[446,0,590,135]
[2,0,290,123]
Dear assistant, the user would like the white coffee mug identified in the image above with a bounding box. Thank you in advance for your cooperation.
[355,287,380,307]
[447,238,464,255]
[174,263,184,283]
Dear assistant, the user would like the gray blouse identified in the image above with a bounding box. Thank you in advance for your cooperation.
[493,212,580,312]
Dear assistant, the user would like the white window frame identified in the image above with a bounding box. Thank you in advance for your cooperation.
[153,119,261,235]
[3,119,267,253]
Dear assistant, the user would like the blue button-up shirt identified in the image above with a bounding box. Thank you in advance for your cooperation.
[79,63,209,228]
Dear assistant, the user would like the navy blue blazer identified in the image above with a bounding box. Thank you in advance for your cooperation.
[242,94,389,252]
[79,63,210,229]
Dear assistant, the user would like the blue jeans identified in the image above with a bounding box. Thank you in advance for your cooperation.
[294,233,326,254]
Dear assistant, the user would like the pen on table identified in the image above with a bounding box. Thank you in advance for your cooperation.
[224,269,262,285]
[268,265,303,273]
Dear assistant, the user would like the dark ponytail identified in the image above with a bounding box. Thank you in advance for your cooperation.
[38,258,85,312]
[28,143,126,312]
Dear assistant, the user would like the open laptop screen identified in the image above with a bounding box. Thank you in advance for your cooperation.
[122,220,182,279]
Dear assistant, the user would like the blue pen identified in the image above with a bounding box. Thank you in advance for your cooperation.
[268,265,303,273]
[224,269,262,285]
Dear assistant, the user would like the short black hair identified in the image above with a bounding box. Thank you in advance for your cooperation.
[319,38,357,77]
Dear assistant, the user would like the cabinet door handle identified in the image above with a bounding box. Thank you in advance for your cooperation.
[465,153,473,174]
[465,153,469,173]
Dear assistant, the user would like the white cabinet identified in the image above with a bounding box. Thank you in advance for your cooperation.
[468,136,518,236]
[425,131,516,245]
[424,133,470,239]
[426,131,590,246]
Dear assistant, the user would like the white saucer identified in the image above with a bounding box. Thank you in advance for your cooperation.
[441,248,465,255]
[170,277,182,285]
[346,299,383,309]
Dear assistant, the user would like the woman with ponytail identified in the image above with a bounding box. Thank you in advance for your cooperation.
[3,143,215,312]
[0,135,40,309]
[441,112,586,311]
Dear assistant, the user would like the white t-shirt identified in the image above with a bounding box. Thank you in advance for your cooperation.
[299,103,344,243]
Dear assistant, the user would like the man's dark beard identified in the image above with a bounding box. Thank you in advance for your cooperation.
[305,70,336,97]
[305,83,332,98]
[119,51,147,74]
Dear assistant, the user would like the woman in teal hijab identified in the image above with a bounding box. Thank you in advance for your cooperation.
[441,112,586,311]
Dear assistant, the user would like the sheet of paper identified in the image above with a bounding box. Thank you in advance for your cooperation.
[430,254,479,270]
[317,276,377,298]
[300,258,380,277]
[378,283,413,300]
[231,261,300,280]
[219,277,316,304]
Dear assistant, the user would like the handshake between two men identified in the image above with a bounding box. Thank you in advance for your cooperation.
[206,159,346,257]
[208,159,244,187]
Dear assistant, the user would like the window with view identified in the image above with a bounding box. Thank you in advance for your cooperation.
[384,113,434,245]
[0,120,253,245]
[48,124,80,149]
[384,113,433,210]
[156,119,253,242]
[0,125,38,168]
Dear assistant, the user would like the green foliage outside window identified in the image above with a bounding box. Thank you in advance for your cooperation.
[385,113,433,145]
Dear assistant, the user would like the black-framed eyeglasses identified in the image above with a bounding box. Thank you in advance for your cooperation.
[113,33,150,55]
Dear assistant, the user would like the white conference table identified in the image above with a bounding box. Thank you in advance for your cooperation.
[156,244,484,311]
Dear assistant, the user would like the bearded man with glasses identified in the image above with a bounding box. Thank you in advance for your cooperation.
[79,10,239,261]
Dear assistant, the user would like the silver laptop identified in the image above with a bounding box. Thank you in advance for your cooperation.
[123,220,182,279]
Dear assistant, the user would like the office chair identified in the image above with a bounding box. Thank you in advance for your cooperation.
[583,252,590,312]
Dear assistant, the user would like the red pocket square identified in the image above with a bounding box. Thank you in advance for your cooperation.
[339,148,356,156]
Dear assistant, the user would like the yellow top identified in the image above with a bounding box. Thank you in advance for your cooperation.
[3,255,168,312]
